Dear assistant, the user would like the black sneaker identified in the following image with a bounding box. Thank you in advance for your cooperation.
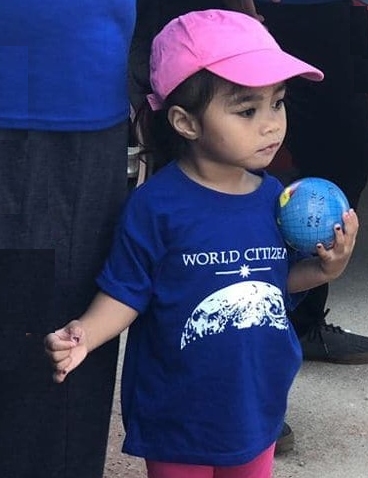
[275,422,294,455]
[300,310,368,364]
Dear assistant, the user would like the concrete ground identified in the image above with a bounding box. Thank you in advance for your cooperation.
[104,185,368,478]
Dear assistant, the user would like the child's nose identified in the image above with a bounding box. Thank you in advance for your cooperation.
[261,115,282,135]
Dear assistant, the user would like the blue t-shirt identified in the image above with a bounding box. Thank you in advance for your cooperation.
[97,162,303,466]
[0,1,136,131]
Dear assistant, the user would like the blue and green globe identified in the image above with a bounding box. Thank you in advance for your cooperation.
[277,177,350,254]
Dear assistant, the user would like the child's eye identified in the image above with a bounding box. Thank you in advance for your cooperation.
[273,98,285,111]
[238,108,256,118]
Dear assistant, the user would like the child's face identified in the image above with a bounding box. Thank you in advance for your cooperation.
[193,82,287,172]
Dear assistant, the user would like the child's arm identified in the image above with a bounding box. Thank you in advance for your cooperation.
[44,291,138,383]
[287,209,359,293]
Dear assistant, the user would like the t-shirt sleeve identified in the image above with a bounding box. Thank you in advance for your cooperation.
[96,191,166,313]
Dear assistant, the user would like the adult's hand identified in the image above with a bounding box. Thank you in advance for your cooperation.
[223,0,265,22]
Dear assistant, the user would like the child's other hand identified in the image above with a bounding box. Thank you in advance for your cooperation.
[44,320,88,383]
[316,209,359,279]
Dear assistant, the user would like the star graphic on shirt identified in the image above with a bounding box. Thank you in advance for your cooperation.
[215,264,272,276]
[240,264,251,278]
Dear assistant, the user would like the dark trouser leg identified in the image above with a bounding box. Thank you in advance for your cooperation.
[0,122,128,478]
[129,0,224,112]
[128,0,159,113]
[288,283,329,338]
[351,5,368,93]
[258,1,368,335]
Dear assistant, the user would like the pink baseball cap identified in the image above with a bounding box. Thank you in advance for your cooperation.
[147,9,324,110]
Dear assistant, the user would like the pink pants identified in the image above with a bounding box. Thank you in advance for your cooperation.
[146,443,275,478]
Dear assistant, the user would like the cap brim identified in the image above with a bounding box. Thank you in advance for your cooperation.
[206,49,324,87]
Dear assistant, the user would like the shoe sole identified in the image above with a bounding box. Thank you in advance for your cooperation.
[275,429,295,455]
[304,354,368,365]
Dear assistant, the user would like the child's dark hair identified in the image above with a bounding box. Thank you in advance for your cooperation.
[134,70,231,171]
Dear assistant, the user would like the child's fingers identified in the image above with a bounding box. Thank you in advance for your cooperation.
[52,369,69,384]
[51,348,87,382]
[55,321,84,344]
[44,321,84,352]
[46,349,71,364]
[44,321,87,384]
[315,242,330,259]
[333,210,359,249]
[52,349,86,383]
[331,223,345,249]
[44,332,76,352]
[317,209,359,257]
[53,356,72,374]
[342,209,359,236]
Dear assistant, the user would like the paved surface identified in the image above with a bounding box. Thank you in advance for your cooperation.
[104,186,368,478]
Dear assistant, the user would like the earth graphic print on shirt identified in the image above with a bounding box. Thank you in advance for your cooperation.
[181,280,288,349]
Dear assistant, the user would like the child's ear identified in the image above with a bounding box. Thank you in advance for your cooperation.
[167,106,200,140]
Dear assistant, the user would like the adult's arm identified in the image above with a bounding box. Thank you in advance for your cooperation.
[222,0,259,18]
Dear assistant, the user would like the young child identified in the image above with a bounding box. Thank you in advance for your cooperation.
[45,10,359,478]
